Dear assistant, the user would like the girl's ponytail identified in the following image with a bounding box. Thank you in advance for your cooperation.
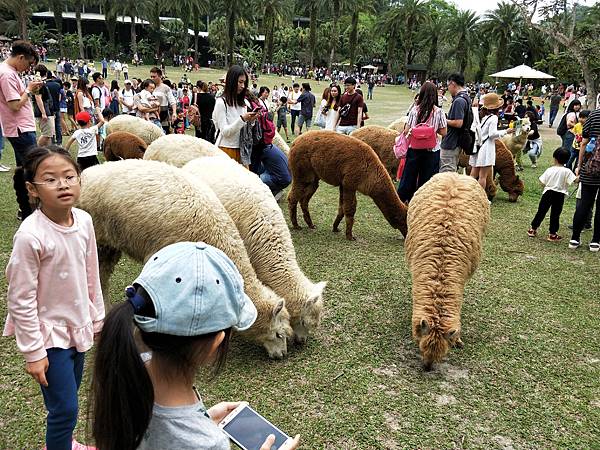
[90,301,154,450]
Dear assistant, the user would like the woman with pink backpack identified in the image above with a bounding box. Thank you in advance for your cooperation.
[396,81,447,203]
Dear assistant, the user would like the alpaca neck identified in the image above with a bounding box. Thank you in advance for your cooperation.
[412,273,465,318]
[255,263,312,316]
[370,184,407,232]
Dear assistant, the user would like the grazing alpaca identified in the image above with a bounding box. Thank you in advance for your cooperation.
[103,131,147,161]
[500,118,531,170]
[105,114,164,145]
[272,131,290,157]
[288,131,408,240]
[406,173,489,371]
[351,125,400,180]
[78,159,292,359]
[387,117,408,133]
[458,152,496,200]
[144,134,224,167]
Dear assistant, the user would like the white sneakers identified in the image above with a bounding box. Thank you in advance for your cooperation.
[0,163,10,172]
[590,242,600,252]
[569,239,600,252]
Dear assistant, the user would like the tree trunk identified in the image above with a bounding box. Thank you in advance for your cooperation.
[227,10,235,67]
[496,36,507,71]
[18,6,28,40]
[193,10,200,64]
[348,11,358,68]
[52,0,65,56]
[329,0,340,69]
[577,53,598,110]
[261,12,270,66]
[75,2,85,59]
[105,9,117,55]
[426,35,438,78]
[404,44,410,87]
[130,16,138,57]
[309,2,318,67]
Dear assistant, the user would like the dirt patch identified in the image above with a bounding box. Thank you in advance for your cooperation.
[384,412,400,431]
[373,365,399,377]
[493,435,516,450]
[591,399,600,408]
[437,363,469,381]
[435,394,457,406]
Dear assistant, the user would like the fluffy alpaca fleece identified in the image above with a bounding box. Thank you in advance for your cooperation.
[387,117,408,133]
[78,159,292,358]
[406,172,490,371]
[183,156,327,344]
[272,131,290,157]
[105,114,164,145]
[457,152,497,200]
[103,131,147,161]
[144,134,225,167]
[288,130,408,240]
[351,126,400,180]
[500,118,531,168]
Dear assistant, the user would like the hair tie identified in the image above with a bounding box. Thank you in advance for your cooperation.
[125,285,145,313]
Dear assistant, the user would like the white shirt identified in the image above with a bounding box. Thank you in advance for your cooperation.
[114,61,122,71]
[212,97,247,149]
[121,88,135,113]
[289,90,301,111]
[73,125,99,157]
[539,166,577,195]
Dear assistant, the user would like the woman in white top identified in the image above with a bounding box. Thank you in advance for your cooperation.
[212,65,258,163]
[470,93,514,191]
[397,82,447,203]
[320,84,341,131]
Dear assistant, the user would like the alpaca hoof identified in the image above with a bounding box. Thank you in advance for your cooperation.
[308,224,316,229]
[333,227,340,233]
[346,235,357,241]
[292,225,302,230]
[454,339,464,349]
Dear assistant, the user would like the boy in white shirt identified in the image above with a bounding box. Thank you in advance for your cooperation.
[528,147,577,242]
[65,111,105,171]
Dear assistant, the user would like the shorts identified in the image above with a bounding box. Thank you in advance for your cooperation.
[277,116,287,128]
[60,108,67,113]
[337,125,357,135]
[37,116,56,137]
[219,146,241,163]
[297,114,312,130]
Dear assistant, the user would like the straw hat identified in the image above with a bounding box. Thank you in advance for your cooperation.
[480,93,504,110]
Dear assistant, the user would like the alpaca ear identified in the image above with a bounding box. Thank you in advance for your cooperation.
[445,330,458,340]
[307,281,327,305]
[418,319,429,337]
[272,300,284,318]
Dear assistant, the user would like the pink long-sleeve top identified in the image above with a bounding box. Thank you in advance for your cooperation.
[3,208,105,362]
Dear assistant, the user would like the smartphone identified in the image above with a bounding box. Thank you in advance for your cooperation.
[219,404,290,450]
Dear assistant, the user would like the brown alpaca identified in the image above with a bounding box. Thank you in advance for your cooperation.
[458,140,524,202]
[288,131,408,240]
[406,173,489,371]
[351,126,400,180]
[103,131,147,161]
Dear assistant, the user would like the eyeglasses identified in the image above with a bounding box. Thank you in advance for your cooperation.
[32,175,80,188]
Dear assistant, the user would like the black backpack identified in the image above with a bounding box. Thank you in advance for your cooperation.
[556,112,577,137]
[456,93,476,154]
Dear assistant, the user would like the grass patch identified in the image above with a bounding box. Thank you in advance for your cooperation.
[0,66,599,448]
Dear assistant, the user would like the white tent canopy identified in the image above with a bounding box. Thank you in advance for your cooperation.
[490,64,554,80]
[361,64,377,70]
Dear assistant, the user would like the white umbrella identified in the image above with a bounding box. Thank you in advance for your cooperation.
[489,64,554,79]
[361,64,377,70]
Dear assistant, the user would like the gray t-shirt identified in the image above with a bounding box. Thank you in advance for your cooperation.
[441,91,470,150]
[137,401,230,450]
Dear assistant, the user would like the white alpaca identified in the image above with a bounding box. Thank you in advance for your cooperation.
[183,156,327,344]
[78,159,292,358]
[387,116,408,133]
[144,134,225,167]
[106,114,164,145]
[272,131,290,157]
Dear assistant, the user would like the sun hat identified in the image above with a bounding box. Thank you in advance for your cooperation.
[480,93,504,110]
[128,241,257,336]
[75,111,91,124]
[124,79,132,84]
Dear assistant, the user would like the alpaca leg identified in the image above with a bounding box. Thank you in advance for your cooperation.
[333,185,345,232]
[343,190,358,241]
[288,184,302,230]
[300,180,319,229]
[98,244,122,311]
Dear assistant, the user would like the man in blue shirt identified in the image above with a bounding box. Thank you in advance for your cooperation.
[440,73,470,173]
[250,144,292,200]
[101,57,108,79]
[293,83,315,135]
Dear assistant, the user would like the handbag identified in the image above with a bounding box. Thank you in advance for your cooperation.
[339,103,351,118]
[408,110,437,150]
[393,134,409,159]
[315,110,326,128]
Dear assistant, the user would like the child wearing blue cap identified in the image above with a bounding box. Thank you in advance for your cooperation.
[90,241,300,450]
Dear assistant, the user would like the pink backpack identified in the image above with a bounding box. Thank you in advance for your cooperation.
[408,109,437,150]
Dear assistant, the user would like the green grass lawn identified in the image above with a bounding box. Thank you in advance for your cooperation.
[0,66,599,449]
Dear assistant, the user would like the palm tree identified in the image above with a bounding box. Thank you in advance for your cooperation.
[348,0,375,67]
[102,0,120,56]
[261,0,293,66]
[48,0,65,56]
[328,0,344,68]
[484,2,522,71]
[73,0,85,58]
[305,0,326,67]
[448,9,478,73]
[119,0,152,58]
[215,0,253,67]
[0,0,32,39]
[177,0,210,64]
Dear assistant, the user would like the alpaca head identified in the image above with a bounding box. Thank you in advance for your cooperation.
[508,175,524,202]
[414,319,460,371]
[292,281,327,345]
[260,299,293,359]
[391,202,409,237]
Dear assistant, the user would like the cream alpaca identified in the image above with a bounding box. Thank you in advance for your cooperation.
[105,114,164,145]
[144,134,224,167]
[78,159,292,358]
[182,157,326,344]
[272,131,290,157]
[405,173,489,371]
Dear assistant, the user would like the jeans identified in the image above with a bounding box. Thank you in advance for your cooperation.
[567,148,579,171]
[397,148,440,203]
[531,190,565,234]
[367,87,373,100]
[54,110,62,145]
[549,108,558,127]
[290,109,300,132]
[439,147,461,173]
[0,123,4,157]
[40,348,85,450]
[7,130,37,218]
[102,68,107,78]
[337,125,357,135]
[562,132,575,154]
[571,183,600,243]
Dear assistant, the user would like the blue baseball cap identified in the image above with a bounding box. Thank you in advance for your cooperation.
[131,241,257,336]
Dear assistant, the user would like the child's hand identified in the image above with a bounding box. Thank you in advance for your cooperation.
[26,357,49,387]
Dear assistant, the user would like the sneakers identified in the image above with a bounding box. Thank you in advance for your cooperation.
[547,234,562,242]
[16,209,22,221]
[0,163,10,172]
[590,242,600,252]
[531,164,537,168]
[527,228,537,237]
[71,440,97,450]
[273,190,284,201]
[568,239,581,249]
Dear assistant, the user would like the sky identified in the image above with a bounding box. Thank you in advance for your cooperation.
[451,0,598,16]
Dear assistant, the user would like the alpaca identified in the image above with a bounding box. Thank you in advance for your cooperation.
[105,114,164,145]
[288,131,408,240]
[144,134,224,167]
[405,173,489,371]
[387,117,408,133]
[272,131,290,157]
[351,125,400,180]
[103,131,147,161]
[500,118,531,169]
[78,159,292,359]
[457,152,497,200]
[183,156,327,344]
